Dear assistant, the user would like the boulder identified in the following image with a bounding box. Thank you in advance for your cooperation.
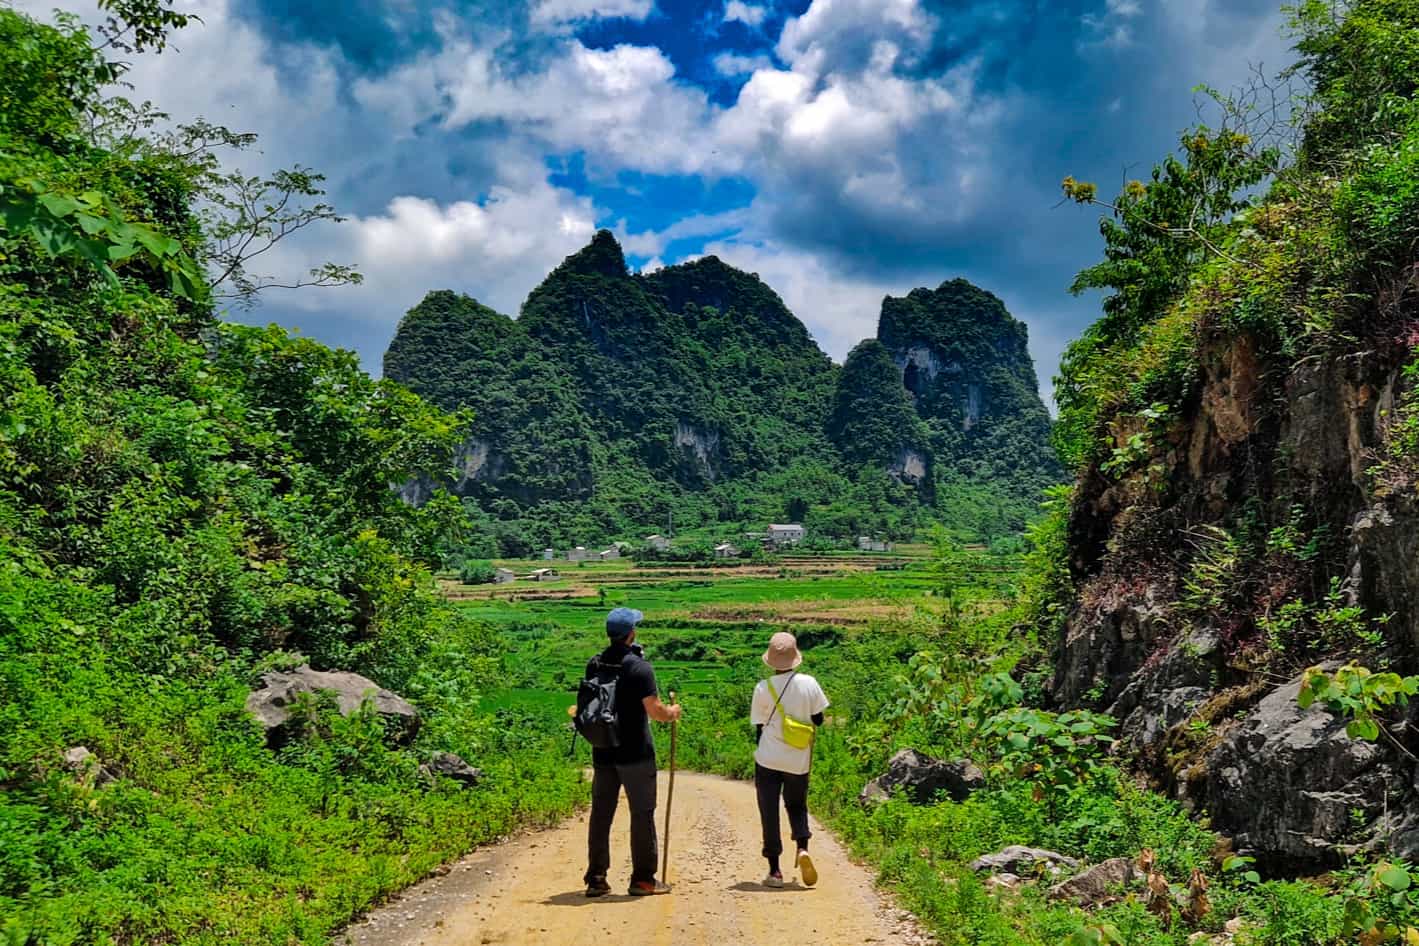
[969,846,1078,877]
[245,666,420,746]
[1206,674,1396,868]
[420,752,483,787]
[61,746,117,786]
[983,872,1022,893]
[1048,857,1136,906]
[859,749,985,804]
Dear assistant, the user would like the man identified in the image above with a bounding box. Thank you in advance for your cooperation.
[583,606,682,897]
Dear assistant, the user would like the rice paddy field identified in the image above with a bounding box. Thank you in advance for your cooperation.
[451,545,1024,723]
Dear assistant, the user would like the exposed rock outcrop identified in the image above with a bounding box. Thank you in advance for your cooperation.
[419,751,483,787]
[61,746,117,786]
[1048,857,1137,907]
[1053,332,1419,870]
[1205,675,1409,866]
[859,748,985,804]
[246,666,420,746]
[969,846,1078,877]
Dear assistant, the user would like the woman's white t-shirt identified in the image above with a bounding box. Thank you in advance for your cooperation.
[750,671,830,775]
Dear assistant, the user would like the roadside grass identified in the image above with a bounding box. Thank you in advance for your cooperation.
[479,548,1357,946]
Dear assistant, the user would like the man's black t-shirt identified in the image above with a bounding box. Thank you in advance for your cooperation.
[590,642,658,766]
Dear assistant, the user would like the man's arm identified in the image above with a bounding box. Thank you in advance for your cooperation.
[643,694,682,723]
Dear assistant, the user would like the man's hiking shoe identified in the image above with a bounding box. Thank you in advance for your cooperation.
[797,851,818,887]
[585,878,611,898]
[628,880,670,896]
[762,871,784,888]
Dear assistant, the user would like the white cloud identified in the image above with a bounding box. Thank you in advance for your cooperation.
[724,1,768,27]
[529,0,655,27]
[253,180,604,372]
[1082,0,1144,48]
[433,39,722,175]
[712,51,774,76]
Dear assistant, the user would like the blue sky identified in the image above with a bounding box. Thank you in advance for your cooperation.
[20,0,1293,402]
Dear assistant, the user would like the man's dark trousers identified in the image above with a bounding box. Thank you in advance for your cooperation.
[754,763,810,858]
[585,760,658,884]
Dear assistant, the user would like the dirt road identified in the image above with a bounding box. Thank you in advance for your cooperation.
[339,772,932,946]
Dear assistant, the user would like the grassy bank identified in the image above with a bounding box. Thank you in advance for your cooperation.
[472,543,1369,946]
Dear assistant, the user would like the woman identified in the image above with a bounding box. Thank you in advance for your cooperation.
[750,631,830,888]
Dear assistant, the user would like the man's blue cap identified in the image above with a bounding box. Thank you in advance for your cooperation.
[606,607,643,639]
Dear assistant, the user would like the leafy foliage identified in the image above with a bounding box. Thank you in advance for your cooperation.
[0,7,584,942]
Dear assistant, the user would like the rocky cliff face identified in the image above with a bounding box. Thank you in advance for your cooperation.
[1052,329,1419,869]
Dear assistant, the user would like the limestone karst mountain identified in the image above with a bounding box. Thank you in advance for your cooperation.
[383,232,1060,547]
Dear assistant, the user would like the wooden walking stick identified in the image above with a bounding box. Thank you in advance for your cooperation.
[661,690,678,884]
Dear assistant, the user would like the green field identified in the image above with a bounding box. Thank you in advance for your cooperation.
[456,549,1018,710]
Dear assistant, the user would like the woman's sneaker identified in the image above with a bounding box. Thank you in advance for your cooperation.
[797,851,818,887]
[763,871,784,888]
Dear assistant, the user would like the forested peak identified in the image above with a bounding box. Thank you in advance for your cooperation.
[827,339,927,467]
[877,278,1030,357]
[641,254,821,352]
[383,290,520,388]
[552,228,628,280]
[396,290,513,332]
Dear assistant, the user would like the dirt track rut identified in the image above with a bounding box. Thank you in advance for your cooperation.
[338,772,933,946]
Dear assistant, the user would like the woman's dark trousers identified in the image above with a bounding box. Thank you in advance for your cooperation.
[754,762,811,858]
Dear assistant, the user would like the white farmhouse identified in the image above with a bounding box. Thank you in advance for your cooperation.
[766,524,805,546]
[714,543,739,559]
[645,534,671,552]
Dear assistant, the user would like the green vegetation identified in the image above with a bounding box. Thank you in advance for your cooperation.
[464,540,1399,945]
[827,339,929,470]
[384,244,1061,555]
[0,8,581,943]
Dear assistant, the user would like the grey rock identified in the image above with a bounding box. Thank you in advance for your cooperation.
[1348,498,1419,656]
[1119,686,1211,750]
[1048,857,1136,906]
[420,751,483,787]
[859,749,985,804]
[1052,589,1173,710]
[969,846,1079,877]
[1206,675,1393,866]
[245,666,420,746]
[61,746,117,786]
[983,872,1022,892]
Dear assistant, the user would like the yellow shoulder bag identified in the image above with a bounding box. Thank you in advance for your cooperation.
[766,673,815,750]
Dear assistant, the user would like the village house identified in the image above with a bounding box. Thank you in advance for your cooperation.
[713,543,739,559]
[531,567,560,582]
[598,547,620,561]
[645,534,671,552]
[766,524,805,546]
[856,536,893,552]
[493,567,516,584]
[567,546,592,562]
[542,548,555,560]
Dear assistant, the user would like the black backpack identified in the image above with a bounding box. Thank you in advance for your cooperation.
[574,657,622,749]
